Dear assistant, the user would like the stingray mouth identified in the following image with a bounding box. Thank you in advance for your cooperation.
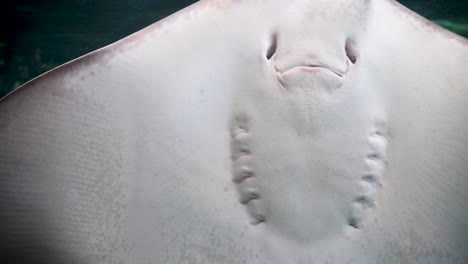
[266,37,359,90]
[279,64,346,77]
[275,62,348,89]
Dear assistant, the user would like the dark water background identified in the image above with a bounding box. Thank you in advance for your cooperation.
[0,0,467,97]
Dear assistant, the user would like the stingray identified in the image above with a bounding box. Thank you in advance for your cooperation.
[0,0,467,263]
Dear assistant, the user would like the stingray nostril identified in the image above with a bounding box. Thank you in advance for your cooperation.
[266,33,278,60]
[345,38,358,64]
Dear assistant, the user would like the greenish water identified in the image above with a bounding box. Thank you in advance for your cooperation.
[0,0,466,98]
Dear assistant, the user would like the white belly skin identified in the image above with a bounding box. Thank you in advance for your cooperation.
[0,0,467,263]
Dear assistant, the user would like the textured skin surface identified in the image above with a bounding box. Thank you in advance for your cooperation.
[0,0,467,263]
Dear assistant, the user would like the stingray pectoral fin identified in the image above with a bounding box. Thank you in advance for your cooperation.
[0,57,132,262]
[0,1,255,263]
[357,0,468,261]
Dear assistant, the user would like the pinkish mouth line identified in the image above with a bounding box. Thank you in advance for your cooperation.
[276,59,349,79]
[279,64,346,78]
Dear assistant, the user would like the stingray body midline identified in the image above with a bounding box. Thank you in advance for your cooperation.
[0,0,467,263]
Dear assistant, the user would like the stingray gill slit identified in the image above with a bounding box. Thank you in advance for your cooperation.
[348,120,389,228]
[230,113,266,224]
